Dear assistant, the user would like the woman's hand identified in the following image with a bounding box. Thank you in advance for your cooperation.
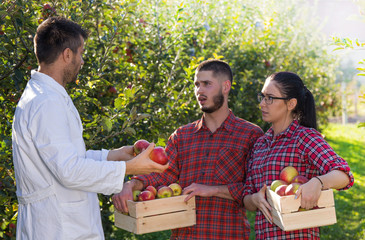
[294,177,322,209]
[251,185,273,224]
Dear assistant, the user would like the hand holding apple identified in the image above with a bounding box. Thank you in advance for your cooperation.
[149,146,169,165]
[125,143,169,175]
[134,139,150,155]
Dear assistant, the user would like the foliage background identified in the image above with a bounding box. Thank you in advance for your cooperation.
[0,0,344,239]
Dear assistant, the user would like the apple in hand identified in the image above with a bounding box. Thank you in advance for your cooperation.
[133,139,150,155]
[157,186,173,198]
[149,147,168,165]
[138,190,155,201]
[169,183,182,196]
[270,180,288,192]
[275,185,288,196]
[292,175,309,184]
[132,190,141,201]
[279,166,299,183]
[145,185,157,196]
[285,183,301,196]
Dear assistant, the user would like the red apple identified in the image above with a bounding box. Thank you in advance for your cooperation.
[285,183,301,196]
[145,185,157,196]
[149,147,168,165]
[108,86,117,95]
[270,179,288,192]
[275,185,288,196]
[157,186,173,198]
[279,166,299,183]
[138,190,155,201]
[169,183,182,196]
[292,175,309,184]
[132,190,141,201]
[133,139,150,155]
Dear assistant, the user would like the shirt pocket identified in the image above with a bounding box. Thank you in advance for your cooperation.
[214,147,244,184]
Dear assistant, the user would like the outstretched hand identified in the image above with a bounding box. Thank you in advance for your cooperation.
[125,143,169,175]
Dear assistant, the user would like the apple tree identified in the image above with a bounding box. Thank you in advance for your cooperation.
[1,0,342,239]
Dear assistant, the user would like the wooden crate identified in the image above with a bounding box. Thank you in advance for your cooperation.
[266,188,337,231]
[114,195,196,234]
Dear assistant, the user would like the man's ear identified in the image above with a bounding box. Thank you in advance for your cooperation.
[62,48,72,63]
[222,79,231,94]
[288,98,297,111]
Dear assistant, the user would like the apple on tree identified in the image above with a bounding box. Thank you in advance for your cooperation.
[169,183,182,196]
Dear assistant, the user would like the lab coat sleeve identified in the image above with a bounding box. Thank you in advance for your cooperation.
[86,149,109,161]
[30,97,125,195]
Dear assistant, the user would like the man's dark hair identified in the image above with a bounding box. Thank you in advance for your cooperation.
[196,59,233,84]
[34,16,89,64]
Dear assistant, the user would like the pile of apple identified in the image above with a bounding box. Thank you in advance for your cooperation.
[134,139,168,165]
[133,183,182,201]
[270,166,309,196]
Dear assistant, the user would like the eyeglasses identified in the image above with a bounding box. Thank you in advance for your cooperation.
[257,92,290,105]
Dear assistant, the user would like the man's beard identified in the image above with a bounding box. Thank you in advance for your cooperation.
[63,57,79,85]
[201,91,224,113]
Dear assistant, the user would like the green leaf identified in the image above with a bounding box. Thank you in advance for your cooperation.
[124,127,136,136]
[101,117,112,132]
[114,97,124,110]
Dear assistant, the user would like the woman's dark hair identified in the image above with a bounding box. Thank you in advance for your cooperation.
[196,59,233,84]
[34,16,89,64]
[269,71,317,130]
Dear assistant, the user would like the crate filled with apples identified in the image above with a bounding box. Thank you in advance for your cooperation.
[266,166,336,231]
[114,140,196,234]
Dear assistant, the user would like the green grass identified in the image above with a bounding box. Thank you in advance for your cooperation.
[320,124,365,240]
[110,123,365,240]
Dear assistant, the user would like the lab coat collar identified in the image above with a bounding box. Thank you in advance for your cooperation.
[30,70,69,99]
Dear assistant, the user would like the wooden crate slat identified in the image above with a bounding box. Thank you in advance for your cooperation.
[271,207,337,231]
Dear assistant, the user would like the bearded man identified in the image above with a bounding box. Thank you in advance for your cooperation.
[112,59,264,239]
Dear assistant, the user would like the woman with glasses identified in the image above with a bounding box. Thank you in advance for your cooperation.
[242,72,354,239]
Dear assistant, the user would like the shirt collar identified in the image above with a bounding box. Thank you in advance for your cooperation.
[265,119,299,141]
[31,70,69,99]
[194,110,236,134]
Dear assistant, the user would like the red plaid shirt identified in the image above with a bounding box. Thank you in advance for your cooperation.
[134,111,263,239]
[243,120,354,240]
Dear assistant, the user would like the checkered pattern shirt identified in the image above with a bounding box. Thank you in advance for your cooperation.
[243,120,354,240]
[134,111,263,239]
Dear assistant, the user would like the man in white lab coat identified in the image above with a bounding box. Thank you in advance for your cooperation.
[12,17,168,240]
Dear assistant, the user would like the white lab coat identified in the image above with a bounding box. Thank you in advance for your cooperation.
[12,71,126,240]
